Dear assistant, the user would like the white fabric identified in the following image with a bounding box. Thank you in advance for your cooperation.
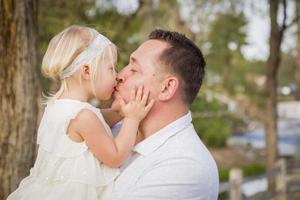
[61,34,112,79]
[7,99,119,200]
[111,112,219,200]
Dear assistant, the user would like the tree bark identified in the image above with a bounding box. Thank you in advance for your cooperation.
[295,0,300,100]
[0,0,40,199]
[265,0,284,191]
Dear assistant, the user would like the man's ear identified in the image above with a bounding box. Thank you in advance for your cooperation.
[158,76,179,101]
[81,64,90,80]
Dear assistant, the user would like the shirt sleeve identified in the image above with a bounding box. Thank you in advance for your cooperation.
[114,156,218,200]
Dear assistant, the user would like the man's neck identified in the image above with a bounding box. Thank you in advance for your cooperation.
[139,105,189,139]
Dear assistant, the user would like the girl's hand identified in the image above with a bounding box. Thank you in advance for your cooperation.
[116,85,155,122]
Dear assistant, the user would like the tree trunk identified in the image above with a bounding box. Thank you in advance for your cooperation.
[0,0,40,199]
[166,0,196,41]
[295,0,300,100]
[265,0,284,191]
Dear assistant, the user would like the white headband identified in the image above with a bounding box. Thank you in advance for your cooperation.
[61,34,112,80]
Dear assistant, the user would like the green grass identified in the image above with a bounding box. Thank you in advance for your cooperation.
[219,163,266,182]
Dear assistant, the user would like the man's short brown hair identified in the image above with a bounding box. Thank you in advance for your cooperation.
[149,29,205,106]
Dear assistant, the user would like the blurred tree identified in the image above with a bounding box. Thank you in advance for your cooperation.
[264,0,299,191]
[39,0,94,44]
[159,0,195,40]
[295,0,300,99]
[278,0,300,99]
[191,97,231,148]
[207,11,247,93]
[0,0,40,199]
[39,0,95,92]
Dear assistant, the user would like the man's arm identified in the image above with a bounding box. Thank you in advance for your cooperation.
[114,157,219,200]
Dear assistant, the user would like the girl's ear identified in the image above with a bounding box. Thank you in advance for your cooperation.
[158,76,179,101]
[81,64,90,80]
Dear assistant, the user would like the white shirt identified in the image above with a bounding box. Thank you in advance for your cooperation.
[111,112,219,200]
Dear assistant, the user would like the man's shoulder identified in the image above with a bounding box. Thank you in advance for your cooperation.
[157,125,213,158]
[149,125,218,170]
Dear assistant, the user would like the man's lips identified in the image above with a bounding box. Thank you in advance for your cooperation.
[113,90,120,99]
[113,86,118,94]
[114,84,122,92]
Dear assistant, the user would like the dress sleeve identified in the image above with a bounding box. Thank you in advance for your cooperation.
[37,103,98,158]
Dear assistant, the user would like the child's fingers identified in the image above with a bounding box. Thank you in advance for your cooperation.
[130,87,136,101]
[136,85,143,101]
[116,93,126,107]
[145,99,155,113]
[141,89,150,105]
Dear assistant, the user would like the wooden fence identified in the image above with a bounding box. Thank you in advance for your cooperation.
[219,159,300,200]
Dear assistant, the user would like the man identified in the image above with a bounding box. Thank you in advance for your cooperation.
[111,29,219,200]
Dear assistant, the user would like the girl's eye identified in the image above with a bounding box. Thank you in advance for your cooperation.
[130,69,137,73]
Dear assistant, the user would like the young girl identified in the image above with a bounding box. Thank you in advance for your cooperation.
[7,25,154,200]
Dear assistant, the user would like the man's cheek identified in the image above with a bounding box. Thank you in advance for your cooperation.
[115,90,130,104]
[122,92,131,104]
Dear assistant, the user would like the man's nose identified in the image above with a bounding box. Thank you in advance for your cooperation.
[116,67,127,84]
[116,76,124,84]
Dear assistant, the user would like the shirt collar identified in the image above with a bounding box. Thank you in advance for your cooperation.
[133,111,192,156]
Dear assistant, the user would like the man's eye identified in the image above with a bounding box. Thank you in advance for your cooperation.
[130,69,137,73]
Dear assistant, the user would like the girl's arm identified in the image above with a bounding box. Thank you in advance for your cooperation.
[101,108,123,127]
[68,86,154,168]
[72,111,139,167]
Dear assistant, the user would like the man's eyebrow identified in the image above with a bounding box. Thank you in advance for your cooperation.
[130,56,142,69]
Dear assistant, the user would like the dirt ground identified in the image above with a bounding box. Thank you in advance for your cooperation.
[209,146,266,169]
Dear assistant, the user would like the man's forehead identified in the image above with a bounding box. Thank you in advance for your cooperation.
[132,39,169,58]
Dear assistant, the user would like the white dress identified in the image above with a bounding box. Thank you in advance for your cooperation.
[7,99,120,200]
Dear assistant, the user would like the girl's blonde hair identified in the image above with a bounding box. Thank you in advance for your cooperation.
[41,25,117,102]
